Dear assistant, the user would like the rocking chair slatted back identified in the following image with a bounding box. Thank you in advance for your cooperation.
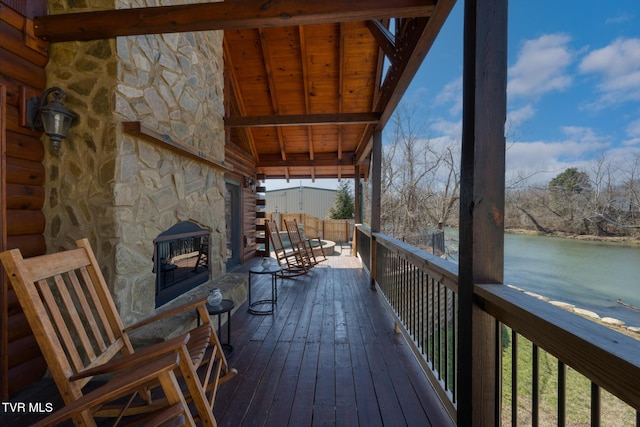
[284,219,327,265]
[265,220,309,277]
[1,246,133,396]
[284,219,318,266]
[0,238,238,426]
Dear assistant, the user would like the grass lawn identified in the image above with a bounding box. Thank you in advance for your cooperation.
[500,327,637,426]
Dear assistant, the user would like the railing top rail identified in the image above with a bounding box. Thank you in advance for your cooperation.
[476,283,640,412]
[355,223,371,237]
[371,229,459,292]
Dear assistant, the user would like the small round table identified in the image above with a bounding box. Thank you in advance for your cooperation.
[248,264,281,315]
[206,299,235,355]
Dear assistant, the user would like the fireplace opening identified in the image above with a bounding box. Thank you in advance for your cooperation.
[153,221,210,307]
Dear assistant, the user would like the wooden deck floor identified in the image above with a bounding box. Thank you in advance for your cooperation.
[215,248,453,427]
[2,247,454,427]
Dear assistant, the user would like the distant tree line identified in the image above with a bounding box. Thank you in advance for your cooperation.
[506,157,640,236]
[360,108,640,241]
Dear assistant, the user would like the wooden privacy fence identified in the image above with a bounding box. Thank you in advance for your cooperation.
[267,213,354,243]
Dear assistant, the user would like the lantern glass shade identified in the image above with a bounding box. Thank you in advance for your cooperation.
[26,87,74,150]
[40,101,74,145]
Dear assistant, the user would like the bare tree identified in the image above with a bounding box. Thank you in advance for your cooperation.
[379,106,461,242]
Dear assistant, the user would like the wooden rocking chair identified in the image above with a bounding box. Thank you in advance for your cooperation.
[32,352,195,426]
[265,220,310,277]
[283,219,327,265]
[0,238,237,426]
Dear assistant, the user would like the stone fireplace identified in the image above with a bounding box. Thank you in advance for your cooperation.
[154,221,210,307]
[41,2,228,326]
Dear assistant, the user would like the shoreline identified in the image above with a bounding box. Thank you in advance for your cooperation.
[508,284,640,337]
[505,228,640,247]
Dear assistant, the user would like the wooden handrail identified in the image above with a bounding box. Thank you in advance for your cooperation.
[371,228,458,292]
[356,224,640,420]
[476,283,640,412]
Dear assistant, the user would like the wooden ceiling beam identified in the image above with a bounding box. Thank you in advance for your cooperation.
[338,23,345,162]
[366,20,396,61]
[34,0,436,42]
[258,28,288,163]
[223,37,260,162]
[258,152,355,167]
[224,112,380,128]
[299,26,314,162]
[356,0,455,164]
[376,0,455,128]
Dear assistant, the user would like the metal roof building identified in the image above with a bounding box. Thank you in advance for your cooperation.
[265,186,337,219]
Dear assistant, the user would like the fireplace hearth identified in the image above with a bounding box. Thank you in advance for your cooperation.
[153,221,210,307]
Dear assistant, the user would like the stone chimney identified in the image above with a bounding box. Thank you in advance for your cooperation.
[42,2,227,325]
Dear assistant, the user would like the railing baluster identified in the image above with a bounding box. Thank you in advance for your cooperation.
[357,225,640,427]
[532,344,539,427]
[452,291,457,403]
[413,265,417,338]
[437,280,442,379]
[430,275,435,367]
[418,271,427,355]
[444,286,449,391]
[512,330,518,427]
[591,382,600,427]
[558,360,566,427]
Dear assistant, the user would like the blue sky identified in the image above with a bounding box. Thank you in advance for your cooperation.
[267,0,640,190]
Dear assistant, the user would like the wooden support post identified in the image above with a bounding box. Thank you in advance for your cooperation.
[354,165,361,224]
[352,165,361,256]
[458,0,508,426]
[370,130,382,290]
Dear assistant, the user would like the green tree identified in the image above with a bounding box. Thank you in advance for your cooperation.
[549,167,591,196]
[548,167,593,232]
[328,180,354,219]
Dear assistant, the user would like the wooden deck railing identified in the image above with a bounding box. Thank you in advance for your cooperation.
[354,224,640,426]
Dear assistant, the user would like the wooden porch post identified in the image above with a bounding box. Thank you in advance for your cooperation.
[458,0,508,426]
[354,165,361,224]
[370,130,382,289]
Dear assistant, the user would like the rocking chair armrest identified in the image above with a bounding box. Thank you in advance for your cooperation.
[33,354,181,427]
[122,296,209,333]
[69,334,190,381]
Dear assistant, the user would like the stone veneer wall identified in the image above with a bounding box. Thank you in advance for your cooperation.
[43,0,227,325]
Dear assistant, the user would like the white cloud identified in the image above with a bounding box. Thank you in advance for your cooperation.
[507,105,536,130]
[430,118,462,139]
[435,78,462,116]
[508,34,574,99]
[605,13,634,25]
[623,118,640,146]
[505,127,611,185]
[579,37,640,105]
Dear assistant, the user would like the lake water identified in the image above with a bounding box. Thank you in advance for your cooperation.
[446,232,640,327]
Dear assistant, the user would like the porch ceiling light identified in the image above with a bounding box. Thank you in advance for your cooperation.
[27,86,74,151]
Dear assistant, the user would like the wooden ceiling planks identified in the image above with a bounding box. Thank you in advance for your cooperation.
[30,0,455,181]
[225,22,379,178]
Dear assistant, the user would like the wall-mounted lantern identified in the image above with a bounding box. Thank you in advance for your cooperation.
[27,87,74,151]
[245,176,257,192]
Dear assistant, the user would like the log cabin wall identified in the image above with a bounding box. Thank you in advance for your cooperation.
[224,142,260,263]
[1,0,239,397]
[0,0,49,398]
[39,0,227,327]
